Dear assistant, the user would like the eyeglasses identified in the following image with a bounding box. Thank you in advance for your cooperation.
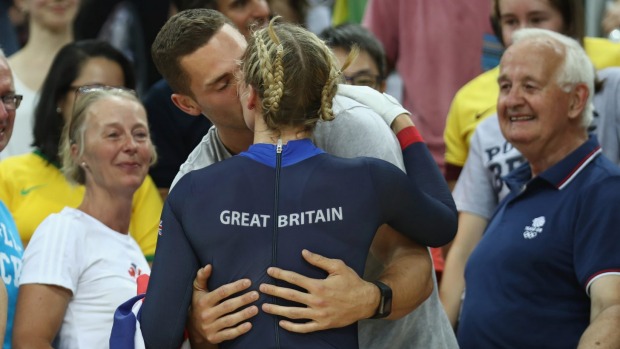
[1,94,23,110]
[343,72,384,89]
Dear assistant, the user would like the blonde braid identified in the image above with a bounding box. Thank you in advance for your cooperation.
[255,32,273,105]
[254,18,285,118]
[318,41,340,122]
[270,43,284,113]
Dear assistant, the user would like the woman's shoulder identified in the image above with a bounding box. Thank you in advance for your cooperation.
[33,207,98,238]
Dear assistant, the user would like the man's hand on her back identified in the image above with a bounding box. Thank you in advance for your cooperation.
[189,265,259,345]
[259,249,379,333]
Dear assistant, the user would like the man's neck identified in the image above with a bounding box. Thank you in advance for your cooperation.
[218,127,254,155]
[524,133,588,177]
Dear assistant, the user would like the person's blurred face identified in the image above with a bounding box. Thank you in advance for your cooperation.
[269,0,302,24]
[59,57,126,123]
[20,0,79,31]
[0,58,16,152]
[497,39,574,155]
[79,96,152,194]
[176,24,249,131]
[216,0,270,38]
[498,0,565,46]
[332,47,385,92]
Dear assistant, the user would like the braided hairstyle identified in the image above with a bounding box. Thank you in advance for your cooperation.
[241,17,342,134]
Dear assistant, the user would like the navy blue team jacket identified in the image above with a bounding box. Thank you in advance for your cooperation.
[141,138,456,349]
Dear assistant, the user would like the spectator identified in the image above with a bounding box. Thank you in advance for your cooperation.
[364,0,493,171]
[320,23,387,92]
[443,0,620,188]
[603,0,620,38]
[0,0,20,55]
[73,0,171,90]
[268,0,308,25]
[150,8,458,349]
[457,28,620,349]
[0,48,24,349]
[0,40,163,261]
[440,0,620,328]
[5,0,79,158]
[13,87,156,349]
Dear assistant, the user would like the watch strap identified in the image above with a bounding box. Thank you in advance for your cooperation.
[370,280,392,319]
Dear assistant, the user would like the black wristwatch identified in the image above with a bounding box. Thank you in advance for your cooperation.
[370,280,392,319]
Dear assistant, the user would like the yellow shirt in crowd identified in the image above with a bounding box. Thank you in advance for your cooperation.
[444,37,620,168]
[0,151,163,261]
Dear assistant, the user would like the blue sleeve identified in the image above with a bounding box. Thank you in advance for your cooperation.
[574,176,620,291]
[372,142,457,247]
[140,177,200,348]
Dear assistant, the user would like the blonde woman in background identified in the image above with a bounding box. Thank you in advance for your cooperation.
[13,87,155,349]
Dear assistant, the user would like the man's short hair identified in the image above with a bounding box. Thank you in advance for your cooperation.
[512,28,594,128]
[151,9,232,96]
[319,23,387,79]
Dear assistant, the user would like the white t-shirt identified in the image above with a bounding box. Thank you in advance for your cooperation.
[20,207,150,349]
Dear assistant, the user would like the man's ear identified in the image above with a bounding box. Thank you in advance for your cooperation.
[568,83,589,120]
[171,93,202,116]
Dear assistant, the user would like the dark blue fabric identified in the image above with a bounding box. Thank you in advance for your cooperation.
[240,139,324,167]
[110,293,145,349]
[458,136,620,349]
[142,139,457,348]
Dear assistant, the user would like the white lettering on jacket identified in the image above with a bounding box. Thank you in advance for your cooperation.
[219,207,344,228]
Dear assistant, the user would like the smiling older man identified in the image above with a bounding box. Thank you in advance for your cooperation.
[457,28,620,349]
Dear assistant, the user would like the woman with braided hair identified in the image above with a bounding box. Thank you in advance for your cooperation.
[140,17,456,349]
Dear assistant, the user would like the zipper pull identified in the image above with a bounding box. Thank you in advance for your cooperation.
[276,138,283,154]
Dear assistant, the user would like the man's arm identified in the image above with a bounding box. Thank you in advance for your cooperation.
[440,211,488,328]
[366,224,434,319]
[259,224,432,332]
[578,275,620,348]
[188,225,433,341]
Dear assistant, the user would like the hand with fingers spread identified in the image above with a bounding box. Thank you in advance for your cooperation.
[188,265,260,347]
[259,249,380,333]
